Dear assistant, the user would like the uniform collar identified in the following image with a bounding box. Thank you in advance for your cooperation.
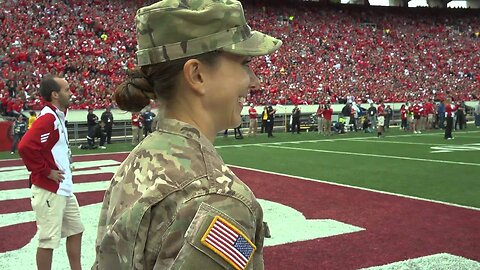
[155,118,215,151]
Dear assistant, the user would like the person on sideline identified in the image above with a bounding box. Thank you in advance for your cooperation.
[18,75,84,270]
[475,100,480,128]
[86,107,99,139]
[291,104,301,134]
[261,105,268,133]
[248,103,258,136]
[131,112,143,145]
[266,105,277,137]
[142,106,156,138]
[10,114,27,154]
[28,110,37,129]
[444,98,456,140]
[322,103,333,136]
[316,102,324,135]
[78,120,107,150]
[92,1,281,269]
[100,106,114,144]
[376,99,386,137]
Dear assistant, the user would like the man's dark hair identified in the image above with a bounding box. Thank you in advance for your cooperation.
[39,74,60,102]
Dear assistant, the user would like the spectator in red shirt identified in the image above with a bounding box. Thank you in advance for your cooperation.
[376,99,386,138]
[316,102,324,135]
[322,103,333,136]
[424,99,435,130]
[247,103,258,136]
[411,101,423,134]
[400,104,408,131]
[131,112,143,146]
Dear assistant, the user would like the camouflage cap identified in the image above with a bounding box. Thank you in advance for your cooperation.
[135,0,282,66]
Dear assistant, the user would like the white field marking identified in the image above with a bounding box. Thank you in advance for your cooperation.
[0,160,120,182]
[259,199,364,247]
[430,143,480,153]
[0,165,26,172]
[339,139,444,146]
[215,136,373,149]
[0,180,111,201]
[361,253,480,270]
[227,164,480,211]
[454,135,480,139]
[1,130,478,162]
[0,200,363,270]
[215,130,480,149]
[0,198,365,245]
[259,144,480,167]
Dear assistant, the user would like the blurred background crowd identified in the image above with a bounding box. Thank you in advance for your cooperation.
[0,0,479,117]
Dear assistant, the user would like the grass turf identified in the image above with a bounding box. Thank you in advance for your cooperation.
[1,128,479,208]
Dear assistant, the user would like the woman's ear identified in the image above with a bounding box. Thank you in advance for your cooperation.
[183,59,208,96]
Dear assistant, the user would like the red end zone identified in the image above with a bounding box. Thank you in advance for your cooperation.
[0,153,479,269]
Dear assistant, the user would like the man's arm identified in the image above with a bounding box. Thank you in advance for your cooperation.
[18,114,57,178]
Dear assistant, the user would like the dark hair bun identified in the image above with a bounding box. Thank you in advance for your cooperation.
[114,69,156,112]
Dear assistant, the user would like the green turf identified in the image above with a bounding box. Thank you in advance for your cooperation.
[2,128,479,208]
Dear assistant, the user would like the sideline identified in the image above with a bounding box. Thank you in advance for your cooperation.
[259,144,480,167]
[228,164,480,212]
[215,130,480,149]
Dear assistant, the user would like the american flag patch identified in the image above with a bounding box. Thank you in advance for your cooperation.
[201,216,256,270]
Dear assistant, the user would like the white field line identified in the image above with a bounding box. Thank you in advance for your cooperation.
[0,181,111,201]
[259,144,480,167]
[228,164,480,211]
[1,131,477,163]
[338,139,444,146]
[454,135,480,139]
[215,130,480,149]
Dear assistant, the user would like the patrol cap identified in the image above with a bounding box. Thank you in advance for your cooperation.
[135,0,282,66]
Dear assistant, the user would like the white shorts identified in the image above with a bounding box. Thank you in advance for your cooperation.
[377,116,385,127]
[31,185,84,249]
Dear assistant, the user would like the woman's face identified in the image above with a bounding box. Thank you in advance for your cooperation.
[202,53,259,131]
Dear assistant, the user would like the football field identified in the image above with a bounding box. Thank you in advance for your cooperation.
[0,128,479,269]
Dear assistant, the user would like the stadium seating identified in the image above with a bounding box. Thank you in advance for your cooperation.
[0,0,478,115]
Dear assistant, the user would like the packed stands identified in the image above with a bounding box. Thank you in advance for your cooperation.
[0,0,479,115]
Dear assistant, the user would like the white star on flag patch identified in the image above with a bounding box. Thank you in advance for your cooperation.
[201,215,256,270]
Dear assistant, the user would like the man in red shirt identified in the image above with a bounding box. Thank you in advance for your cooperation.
[424,99,435,130]
[247,103,258,136]
[322,103,333,136]
[18,75,83,270]
[131,112,144,145]
[411,101,423,134]
[316,102,324,135]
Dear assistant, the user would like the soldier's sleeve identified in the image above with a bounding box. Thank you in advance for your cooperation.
[154,194,264,270]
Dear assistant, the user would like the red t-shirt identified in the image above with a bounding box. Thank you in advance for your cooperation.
[248,107,257,119]
[322,108,333,121]
[445,104,456,117]
[377,104,385,116]
[400,108,407,120]
[411,104,422,116]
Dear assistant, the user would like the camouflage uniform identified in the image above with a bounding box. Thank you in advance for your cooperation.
[93,119,265,269]
[93,0,281,269]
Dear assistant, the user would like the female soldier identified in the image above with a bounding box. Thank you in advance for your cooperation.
[92,0,282,269]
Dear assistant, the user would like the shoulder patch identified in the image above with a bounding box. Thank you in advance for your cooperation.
[201,215,256,270]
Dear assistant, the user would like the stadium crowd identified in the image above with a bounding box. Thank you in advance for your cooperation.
[0,0,479,116]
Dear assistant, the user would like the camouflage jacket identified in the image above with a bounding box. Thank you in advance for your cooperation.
[92,119,265,270]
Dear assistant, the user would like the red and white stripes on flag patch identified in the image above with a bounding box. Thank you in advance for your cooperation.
[201,216,256,270]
